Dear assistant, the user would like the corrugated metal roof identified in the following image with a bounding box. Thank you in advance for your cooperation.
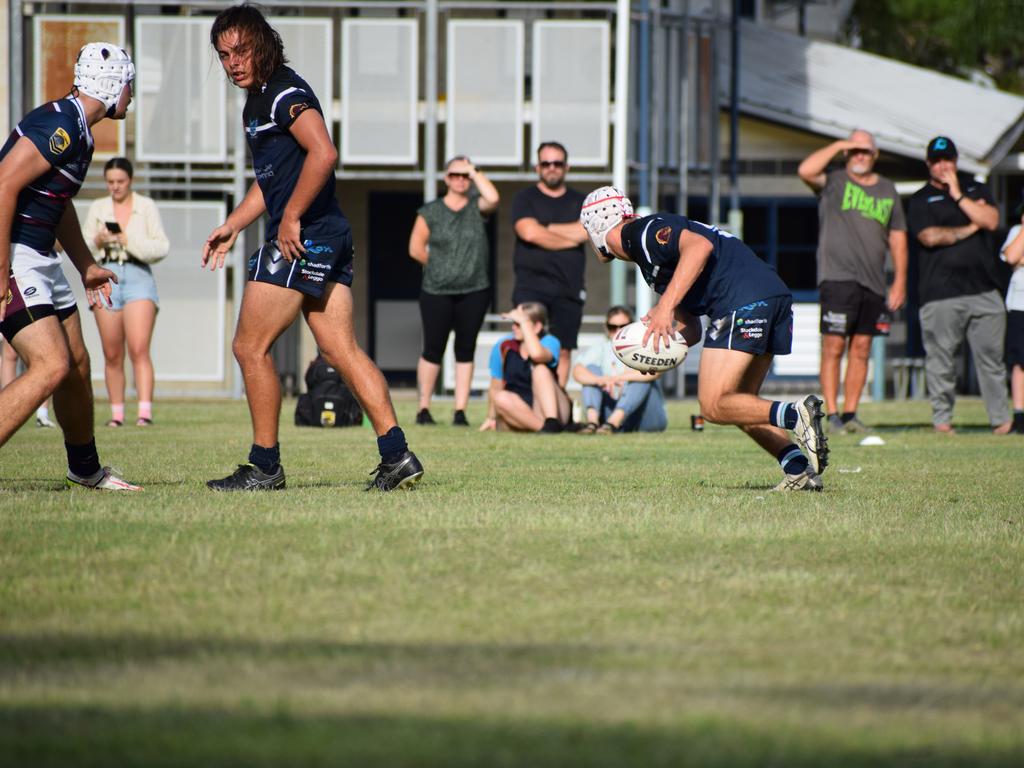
[726,21,1024,174]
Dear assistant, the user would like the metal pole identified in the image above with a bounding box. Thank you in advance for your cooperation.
[423,0,439,203]
[10,0,23,123]
[871,336,886,401]
[611,0,631,307]
[634,0,652,318]
[678,5,689,217]
[708,21,721,228]
[726,0,743,239]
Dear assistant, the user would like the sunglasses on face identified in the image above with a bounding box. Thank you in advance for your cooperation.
[606,322,628,332]
[447,171,471,179]
[538,160,565,169]
[847,148,873,156]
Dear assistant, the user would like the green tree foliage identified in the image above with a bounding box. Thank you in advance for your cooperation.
[847,0,1024,93]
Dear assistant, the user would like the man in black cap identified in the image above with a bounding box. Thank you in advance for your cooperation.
[907,136,1011,434]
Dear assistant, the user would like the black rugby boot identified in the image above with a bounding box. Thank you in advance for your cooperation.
[207,463,286,491]
[366,451,424,491]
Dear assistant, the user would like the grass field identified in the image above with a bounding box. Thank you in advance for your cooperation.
[1,395,1022,766]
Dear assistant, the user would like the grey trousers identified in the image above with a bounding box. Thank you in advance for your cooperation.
[919,290,1010,427]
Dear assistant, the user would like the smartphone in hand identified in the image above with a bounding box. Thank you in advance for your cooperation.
[105,221,122,234]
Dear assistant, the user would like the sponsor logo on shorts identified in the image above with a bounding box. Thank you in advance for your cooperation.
[708,315,732,341]
[23,286,36,297]
[289,102,310,120]
[265,250,288,275]
[49,127,71,155]
[655,226,672,245]
[738,300,769,312]
[823,310,847,333]
[302,240,334,256]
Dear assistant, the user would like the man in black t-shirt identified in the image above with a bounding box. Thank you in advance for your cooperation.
[907,136,1011,434]
[511,141,588,386]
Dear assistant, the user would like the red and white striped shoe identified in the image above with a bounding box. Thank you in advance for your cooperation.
[66,466,143,491]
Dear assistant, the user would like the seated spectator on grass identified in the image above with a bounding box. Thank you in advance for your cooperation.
[572,305,668,434]
[479,302,571,433]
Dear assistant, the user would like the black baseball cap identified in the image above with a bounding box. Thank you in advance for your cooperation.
[926,136,958,161]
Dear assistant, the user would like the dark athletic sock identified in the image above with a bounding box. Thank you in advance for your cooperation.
[377,426,408,464]
[65,439,102,479]
[841,412,856,424]
[248,443,280,474]
[776,443,809,475]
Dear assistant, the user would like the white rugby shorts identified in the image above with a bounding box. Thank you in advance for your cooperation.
[8,243,76,313]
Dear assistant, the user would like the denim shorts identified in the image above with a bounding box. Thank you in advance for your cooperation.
[103,261,160,311]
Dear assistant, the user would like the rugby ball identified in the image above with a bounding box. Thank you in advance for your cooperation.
[612,321,688,373]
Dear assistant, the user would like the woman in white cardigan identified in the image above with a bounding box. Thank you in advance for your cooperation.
[83,157,170,427]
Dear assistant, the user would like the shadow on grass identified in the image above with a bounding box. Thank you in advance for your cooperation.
[2,632,1023,767]
[1,701,1020,768]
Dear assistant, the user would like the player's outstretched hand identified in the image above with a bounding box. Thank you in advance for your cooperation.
[479,417,497,432]
[83,263,116,310]
[202,223,239,271]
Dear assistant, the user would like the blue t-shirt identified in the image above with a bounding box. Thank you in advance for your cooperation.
[620,213,790,318]
[243,66,344,238]
[488,332,561,379]
[0,98,94,254]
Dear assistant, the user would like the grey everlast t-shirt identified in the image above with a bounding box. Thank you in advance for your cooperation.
[816,169,906,297]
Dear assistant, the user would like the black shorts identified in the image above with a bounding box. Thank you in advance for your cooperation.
[1007,310,1024,368]
[510,289,583,351]
[819,280,889,337]
[704,294,793,356]
[248,220,353,299]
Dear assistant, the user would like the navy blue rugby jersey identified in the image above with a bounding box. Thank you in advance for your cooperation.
[0,98,93,254]
[243,66,343,237]
[620,213,789,318]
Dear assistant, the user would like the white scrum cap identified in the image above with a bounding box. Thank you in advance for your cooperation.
[74,42,135,113]
[580,186,634,254]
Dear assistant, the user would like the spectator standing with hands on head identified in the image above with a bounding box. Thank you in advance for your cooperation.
[409,155,499,427]
[511,142,589,387]
[798,129,907,433]
[83,156,170,427]
[907,136,1011,434]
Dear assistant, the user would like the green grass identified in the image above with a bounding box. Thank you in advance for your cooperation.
[1,396,1022,766]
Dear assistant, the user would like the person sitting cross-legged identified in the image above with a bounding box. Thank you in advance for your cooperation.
[572,305,667,434]
[479,302,571,433]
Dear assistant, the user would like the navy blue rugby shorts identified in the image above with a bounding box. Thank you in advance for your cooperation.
[703,294,793,356]
[248,220,353,299]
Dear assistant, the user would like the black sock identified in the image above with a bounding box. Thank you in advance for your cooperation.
[377,426,408,464]
[841,412,856,424]
[249,443,280,474]
[65,439,101,479]
[540,418,563,433]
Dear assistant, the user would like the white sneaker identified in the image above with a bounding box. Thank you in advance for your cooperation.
[36,415,56,428]
[772,468,823,492]
[793,395,828,475]
[67,466,142,491]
